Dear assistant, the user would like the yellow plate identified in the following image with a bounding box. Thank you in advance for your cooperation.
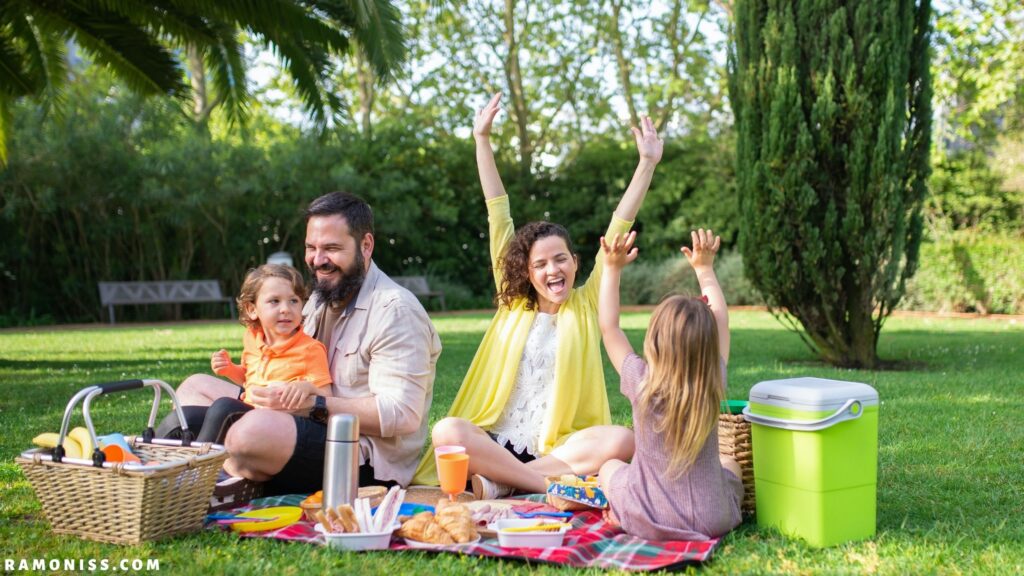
[229,506,303,533]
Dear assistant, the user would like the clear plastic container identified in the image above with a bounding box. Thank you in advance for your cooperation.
[489,519,569,548]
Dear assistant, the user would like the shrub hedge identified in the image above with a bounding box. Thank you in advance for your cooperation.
[614,235,1022,315]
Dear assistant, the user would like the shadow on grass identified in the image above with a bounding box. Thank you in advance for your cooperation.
[746,327,1021,373]
[0,358,205,371]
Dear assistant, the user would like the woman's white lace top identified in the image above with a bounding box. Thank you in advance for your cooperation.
[489,312,558,457]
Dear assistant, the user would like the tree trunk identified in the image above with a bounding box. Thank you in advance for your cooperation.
[186,44,216,135]
[607,0,640,129]
[355,48,375,139]
[502,0,534,182]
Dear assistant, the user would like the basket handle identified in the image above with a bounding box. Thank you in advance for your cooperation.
[96,379,146,394]
[55,379,194,466]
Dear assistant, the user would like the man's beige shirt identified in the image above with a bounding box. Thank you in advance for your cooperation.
[303,261,441,485]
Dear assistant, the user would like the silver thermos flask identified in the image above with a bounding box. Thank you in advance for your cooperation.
[323,414,359,510]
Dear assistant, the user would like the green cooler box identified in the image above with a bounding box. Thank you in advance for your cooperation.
[743,377,878,547]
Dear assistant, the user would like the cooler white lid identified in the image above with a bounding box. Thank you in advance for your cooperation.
[749,377,878,411]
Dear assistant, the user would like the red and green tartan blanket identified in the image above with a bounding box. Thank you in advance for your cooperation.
[211,495,720,571]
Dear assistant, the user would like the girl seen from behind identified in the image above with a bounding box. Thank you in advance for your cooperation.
[597,229,742,540]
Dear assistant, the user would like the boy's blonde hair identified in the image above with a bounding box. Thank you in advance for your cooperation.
[236,264,307,329]
[638,295,723,477]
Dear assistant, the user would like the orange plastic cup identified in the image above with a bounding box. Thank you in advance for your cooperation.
[437,452,469,502]
[101,444,141,464]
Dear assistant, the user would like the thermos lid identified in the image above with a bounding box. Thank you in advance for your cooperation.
[326,413,359,441]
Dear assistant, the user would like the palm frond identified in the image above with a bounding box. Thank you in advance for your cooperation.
[174,0,352,54]
[0,24,40,97]
[5,10,68,113]
[258,31,344,131]
[0,0,407,160]
[28,0,186,96]
[204,22,249,126]
[351,0,405,81]
[307,0,406,80]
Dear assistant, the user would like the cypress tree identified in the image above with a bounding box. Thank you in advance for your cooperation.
[728,0,933,368]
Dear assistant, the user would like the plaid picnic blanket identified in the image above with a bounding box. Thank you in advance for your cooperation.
[210,495,720,571]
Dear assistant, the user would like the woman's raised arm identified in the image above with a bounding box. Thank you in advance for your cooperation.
[613,115,663,221]
[474,93,507,201]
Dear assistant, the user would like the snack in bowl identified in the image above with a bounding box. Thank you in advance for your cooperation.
[545,474,608,510]
[397,499,479,545]
[491,518,570,549]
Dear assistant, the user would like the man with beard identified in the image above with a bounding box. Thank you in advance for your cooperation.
[159,191,441,497]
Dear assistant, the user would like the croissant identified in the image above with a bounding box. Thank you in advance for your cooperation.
[397,511,434,540]
[421,521,456,545]
[436,513,477,543]
[435,501,470,518]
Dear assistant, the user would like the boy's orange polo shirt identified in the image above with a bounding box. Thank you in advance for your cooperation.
[240,326,332,392]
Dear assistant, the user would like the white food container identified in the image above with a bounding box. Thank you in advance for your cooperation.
[490,519,569,548]
[315,522,398,551]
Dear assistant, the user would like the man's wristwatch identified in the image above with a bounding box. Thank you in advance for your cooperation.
[309,395,328,424]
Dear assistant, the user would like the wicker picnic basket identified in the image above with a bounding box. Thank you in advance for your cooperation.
[718,404,755,515]
[16,379,228,545]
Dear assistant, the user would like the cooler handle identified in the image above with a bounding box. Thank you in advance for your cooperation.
[742,399,863,431]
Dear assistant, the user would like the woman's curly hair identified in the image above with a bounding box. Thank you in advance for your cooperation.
[495,221,576,310]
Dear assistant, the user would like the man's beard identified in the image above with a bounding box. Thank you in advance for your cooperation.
[311,251,366,306]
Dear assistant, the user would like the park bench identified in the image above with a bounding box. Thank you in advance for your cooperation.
[98,280,236,324]
[391,276,446,311]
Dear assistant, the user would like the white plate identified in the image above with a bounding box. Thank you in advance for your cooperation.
[402,535,481,549]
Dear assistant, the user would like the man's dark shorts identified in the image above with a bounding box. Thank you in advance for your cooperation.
[264,415,397,496]
[157,408,396,496]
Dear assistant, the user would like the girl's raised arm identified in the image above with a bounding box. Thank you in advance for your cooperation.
[613,116,663,221]
[599,231,639,374]
[681,229,730,364]
[474,93,507,201]
[582,117,663,302]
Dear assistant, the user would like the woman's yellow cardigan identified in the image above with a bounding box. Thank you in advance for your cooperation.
[412,195,632,485]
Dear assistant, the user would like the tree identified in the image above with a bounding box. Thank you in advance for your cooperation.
[0,0,405,162]
[928,0,1024,235]
[729,0,933,368]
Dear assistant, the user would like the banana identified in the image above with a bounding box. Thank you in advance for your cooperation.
[32,432,84,459]
[68,426,95,457]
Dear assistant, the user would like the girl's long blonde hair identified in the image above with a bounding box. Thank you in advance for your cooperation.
[637,295,723,478]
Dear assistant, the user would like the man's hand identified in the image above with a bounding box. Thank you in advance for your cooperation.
[245,384,314,415]
[279,381,321,411]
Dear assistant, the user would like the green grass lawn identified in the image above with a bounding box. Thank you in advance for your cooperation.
[1,310,1021,574]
